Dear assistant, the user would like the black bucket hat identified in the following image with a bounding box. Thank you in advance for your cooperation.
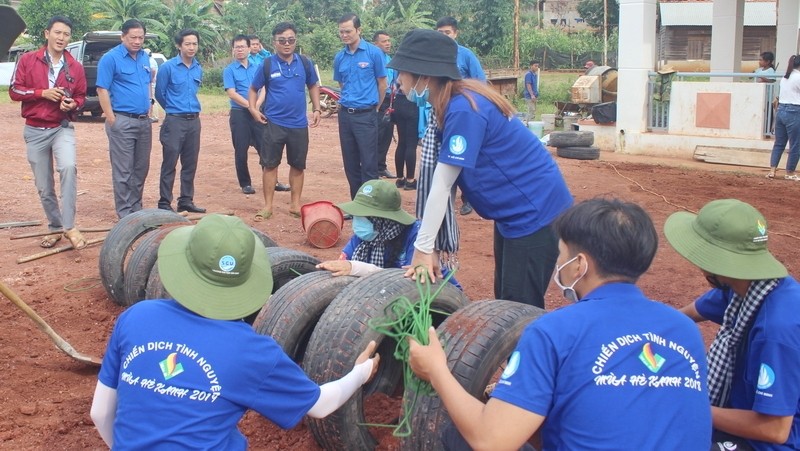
[387,29,462,80]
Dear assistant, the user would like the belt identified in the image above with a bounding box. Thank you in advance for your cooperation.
[114,111,149,119]
[343,107,375,114]
[167,113,199,119]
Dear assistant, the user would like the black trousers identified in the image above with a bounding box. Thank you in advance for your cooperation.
[229,108,264,188]
[338,108,379,199]
[159,115,201,207]
[493,223,559,309]
[392,95,419,179]
[377,93,393,172]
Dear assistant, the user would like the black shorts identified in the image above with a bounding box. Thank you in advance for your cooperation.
[261,121,309,170]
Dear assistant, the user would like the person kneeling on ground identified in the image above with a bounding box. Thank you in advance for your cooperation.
[90,214,379,449]
[316,179,459,286]
[665,199,800,450]
[409,198,712,450]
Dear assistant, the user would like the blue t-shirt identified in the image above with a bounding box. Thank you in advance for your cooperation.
[155,56,202,114]
[695,277,800,450]
[492,283,712,449]
[247,49,271,67]
[524,70,539,99]
[382,52,395,95]
[438,91,573,238]
[98,300,321,450]
[456,44,486,81]
[251,54,319,128]
[96,44,152,114]
[333,39,386,108]
[222,60,258,110]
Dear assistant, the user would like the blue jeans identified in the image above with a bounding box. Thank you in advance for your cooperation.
[769,104,800,171]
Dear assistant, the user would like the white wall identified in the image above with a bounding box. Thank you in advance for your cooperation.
[668,81,766,140]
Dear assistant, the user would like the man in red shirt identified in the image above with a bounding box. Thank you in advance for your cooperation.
[9,16,87,249]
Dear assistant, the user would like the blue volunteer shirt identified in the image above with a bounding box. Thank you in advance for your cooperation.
[695,277,800,451]
[222,59,258,110]
[98,299,321,450]
[437,91,572,238]
[492,283,712,449]
[333,39,386,108]
[155,56,202,114]
[382,52,395,95]
[456,44,485,81]
[250,54,319,129]
[248,49,271,67]
[96,44,152,114]
[524,70,539,99]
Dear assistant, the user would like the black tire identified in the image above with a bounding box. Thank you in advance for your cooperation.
[556,146,601,160]
[548,130,594,147]
[251,227,278,248]
[265,247,321,293]
[144,264,170,300]
[302,269,469,451]
[99,209,189,305]
[252,271,356,361]
[122,224,188,306]
[400,300,545,451]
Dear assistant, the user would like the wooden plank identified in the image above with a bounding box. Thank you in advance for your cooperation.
[693,146,771,168]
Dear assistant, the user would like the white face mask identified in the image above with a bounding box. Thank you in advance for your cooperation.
[553,255,587,303]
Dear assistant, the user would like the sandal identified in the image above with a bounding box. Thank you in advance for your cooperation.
[64,228,87,250]
[254,209,272,222]
[40,233,62,248]
[289,210,301,219]
[785,174,800,181]
[766,172,775,179]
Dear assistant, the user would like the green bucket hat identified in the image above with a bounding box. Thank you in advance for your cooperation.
[157,214,272,320]
[337,179,416,225]
[664,199,787,280]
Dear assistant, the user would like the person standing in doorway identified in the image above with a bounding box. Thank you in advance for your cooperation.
[154,29,205,214]
[248,22,321,220]
[96,19,153,219]
[334,13,387,202]
[523,60,539,124]
[9,15,88,249]
[223,35,262,196]
[374,30,396,179]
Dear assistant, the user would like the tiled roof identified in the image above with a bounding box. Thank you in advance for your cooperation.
[660,2,776,26]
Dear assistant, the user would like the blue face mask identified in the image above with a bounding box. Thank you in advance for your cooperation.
[352,216,377,241]
[406,79,429,107]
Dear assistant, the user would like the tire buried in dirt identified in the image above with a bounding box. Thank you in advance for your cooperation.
[400,299,545,451]
[302,268,469,451]
[122,224,188,307]
[548,130,594,148]
[99,209,189,306]
[252,271,356,361]
[556,146,601,160]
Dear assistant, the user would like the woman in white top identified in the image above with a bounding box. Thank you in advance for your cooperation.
[767,55,800,180]
[755,51,776,83]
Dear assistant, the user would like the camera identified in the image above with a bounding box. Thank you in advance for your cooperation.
[60,87,72,98]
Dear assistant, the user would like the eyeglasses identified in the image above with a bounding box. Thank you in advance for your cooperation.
[275,37,296,45]
[233,45,248,50]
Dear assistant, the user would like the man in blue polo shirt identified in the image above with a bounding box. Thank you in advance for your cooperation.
[334,13,387,201]
[374,30,396,180]
[154,29,204,214]
[96,19,153,219]
[223,35,262,196]
[409,198,712,450]
[523,60,540,124]
[665,199,800,450]
[248,22,320,220]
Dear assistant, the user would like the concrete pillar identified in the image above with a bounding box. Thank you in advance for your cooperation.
[710,0,745,79]
[776,0,800,73]
[616,0,657,143]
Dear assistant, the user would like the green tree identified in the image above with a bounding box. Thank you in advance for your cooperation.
[91,0,167,33]
[151,0,223,60]
[18,0,93,45]
[0,0,11,6]
[577,0,620,32]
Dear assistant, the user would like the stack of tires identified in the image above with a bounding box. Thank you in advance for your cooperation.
[549,130,600,160]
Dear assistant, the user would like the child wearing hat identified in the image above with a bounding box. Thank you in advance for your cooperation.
[666,199,800,449]
[90,214,379,449]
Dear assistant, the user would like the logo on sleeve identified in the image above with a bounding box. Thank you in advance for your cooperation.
[448,135,467,155]
[757,363,775,390]
[159,352,185,380]
[501,351,521,379]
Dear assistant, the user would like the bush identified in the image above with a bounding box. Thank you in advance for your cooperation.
[203,67,224,89]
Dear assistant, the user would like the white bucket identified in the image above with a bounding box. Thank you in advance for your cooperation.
[541,113,556,129]
[562,116,579,130]
[527,121,544,138]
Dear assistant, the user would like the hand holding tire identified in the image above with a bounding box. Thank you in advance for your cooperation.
[356,340,380,384]
[404,250,441,283]
[316,260,352,276]
[408,326,448,383]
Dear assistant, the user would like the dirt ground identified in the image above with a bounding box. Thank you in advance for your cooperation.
[1,102,798,450]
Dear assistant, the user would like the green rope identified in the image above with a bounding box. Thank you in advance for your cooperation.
[64,277,102,292]
[364,267,456,437]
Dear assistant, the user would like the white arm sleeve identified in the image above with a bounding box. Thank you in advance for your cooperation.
[414,163,463,254]
[90,381,117,448]
[349,260,383,276]
[307,359,374,418]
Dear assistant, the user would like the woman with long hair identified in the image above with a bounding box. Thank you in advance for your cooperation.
[766,54,800,180]
[389,29,573,309]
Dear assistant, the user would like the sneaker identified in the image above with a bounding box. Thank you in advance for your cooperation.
[785,174,800,181]
[395,178,406,188]
[242,185,255,194]
[460,202,473,215]
[403,179,417,191]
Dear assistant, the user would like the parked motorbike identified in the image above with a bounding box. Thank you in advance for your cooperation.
[317,85,340,118]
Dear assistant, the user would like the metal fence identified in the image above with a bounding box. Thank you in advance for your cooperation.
[646,72,780,137]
